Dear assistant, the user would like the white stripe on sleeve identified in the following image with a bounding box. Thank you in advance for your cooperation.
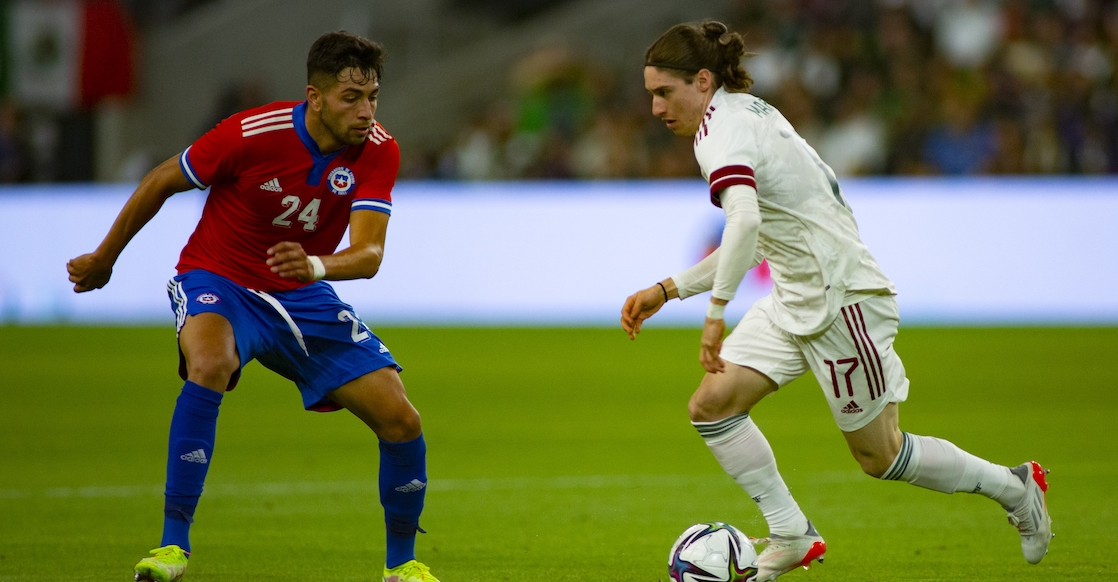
[351,199,392,214]
[179,147,207,189]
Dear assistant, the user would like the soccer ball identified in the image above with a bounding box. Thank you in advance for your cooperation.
[668,522,758,582]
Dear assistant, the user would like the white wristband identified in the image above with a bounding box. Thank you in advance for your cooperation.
[308,256,326,281]
[706,302,726,320]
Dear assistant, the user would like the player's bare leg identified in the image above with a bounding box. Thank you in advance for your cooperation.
[179,313,239,392]
[136,313,238,581]
[689,364,825,580]
[328,368,438,581]
[847,402,1052,563]
[842,402,902,478]
[329,366,421,443]
[688,363,773,423]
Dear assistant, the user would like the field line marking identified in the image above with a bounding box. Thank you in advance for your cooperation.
[0,471,868,500]
[2,474,730,500]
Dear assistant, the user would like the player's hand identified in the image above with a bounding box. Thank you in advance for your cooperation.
[67,252,114,293]
[267,241,316,281]
[699,317,726,373]
[621,286,666,340]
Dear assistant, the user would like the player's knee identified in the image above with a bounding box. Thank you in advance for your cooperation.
[185,352,238,389]
[688,390,728,423]
[380,408,422,442]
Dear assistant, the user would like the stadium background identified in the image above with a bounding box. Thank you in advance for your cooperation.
[1,1,1116,581]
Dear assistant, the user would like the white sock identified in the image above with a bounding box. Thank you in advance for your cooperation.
[694,413,809,536]
[881,432,1025,509]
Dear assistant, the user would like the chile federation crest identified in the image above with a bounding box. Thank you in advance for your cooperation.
[327,167,356,195]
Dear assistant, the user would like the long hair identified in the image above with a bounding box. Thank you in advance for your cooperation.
[644,20,753,92]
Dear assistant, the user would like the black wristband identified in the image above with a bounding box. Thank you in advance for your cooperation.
[656,282,669,302]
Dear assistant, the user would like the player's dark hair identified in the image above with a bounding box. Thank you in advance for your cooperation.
[644,20,753,92]
[307,30,386,88]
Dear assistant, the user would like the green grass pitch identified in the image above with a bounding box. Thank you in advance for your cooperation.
[1,325,1115,581]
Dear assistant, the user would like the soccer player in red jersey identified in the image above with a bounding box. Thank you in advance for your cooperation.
[67,31,439,582]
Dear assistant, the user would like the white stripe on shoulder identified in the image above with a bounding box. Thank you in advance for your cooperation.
[242,107,294,124]
[242,123,294,138]
[242,112,293,130]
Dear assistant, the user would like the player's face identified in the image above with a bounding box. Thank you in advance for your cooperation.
[318,68,379,146]
[645,66,709,136]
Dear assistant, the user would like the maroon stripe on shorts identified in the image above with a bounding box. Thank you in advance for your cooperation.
[841,306,877,400]
[846,305,882,400]
[853,304,887,398]
[824,359,841,398]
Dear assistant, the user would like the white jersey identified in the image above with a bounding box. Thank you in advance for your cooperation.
[693,87,894,336]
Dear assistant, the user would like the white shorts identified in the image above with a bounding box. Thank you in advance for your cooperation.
[720,294,910,432]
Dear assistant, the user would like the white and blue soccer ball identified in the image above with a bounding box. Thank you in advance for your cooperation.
[668,522,758,582]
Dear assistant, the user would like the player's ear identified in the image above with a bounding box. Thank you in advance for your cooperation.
[306,84,322,110]
[695,69,714,93]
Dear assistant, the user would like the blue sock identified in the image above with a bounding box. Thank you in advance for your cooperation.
[380,434,427,568]
[161,381,223,553]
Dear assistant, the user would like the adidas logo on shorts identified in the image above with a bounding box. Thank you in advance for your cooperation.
[840,400,863,414]
[394,479,426,493]
[180,449,209,464]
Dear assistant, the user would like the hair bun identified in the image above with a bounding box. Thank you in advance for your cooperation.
[702,20,728,40]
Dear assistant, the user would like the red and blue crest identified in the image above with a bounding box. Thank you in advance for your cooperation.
[327,166,356,195]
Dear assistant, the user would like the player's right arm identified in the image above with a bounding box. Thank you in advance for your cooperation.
[620,228,762,340]
[67,156,194,292]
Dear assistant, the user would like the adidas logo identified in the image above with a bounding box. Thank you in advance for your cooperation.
[260,178,282,192]
[394,479,426,493]
[379,342,389,354]
[840,400,863,414]
[180,449,208,464]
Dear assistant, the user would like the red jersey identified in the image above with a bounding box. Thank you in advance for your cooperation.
[176,100,400,292]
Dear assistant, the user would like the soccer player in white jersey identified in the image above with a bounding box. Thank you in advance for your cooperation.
[620,21,1053,580]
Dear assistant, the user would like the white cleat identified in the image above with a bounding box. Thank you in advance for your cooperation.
[751,520,827,581]
[1007,461,1053,564]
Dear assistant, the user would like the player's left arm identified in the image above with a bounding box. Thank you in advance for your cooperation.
[267,209,388,281]
[700,184,762,373]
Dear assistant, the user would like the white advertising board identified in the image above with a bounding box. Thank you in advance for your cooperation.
[1,178,1116,326]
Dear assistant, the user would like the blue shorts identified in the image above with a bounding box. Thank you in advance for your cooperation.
[167,269,401,412]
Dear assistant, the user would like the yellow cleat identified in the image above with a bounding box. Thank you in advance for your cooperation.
[134,545,189,582]
[383,559,440,582]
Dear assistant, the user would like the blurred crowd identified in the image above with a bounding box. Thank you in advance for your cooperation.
[399,44,703,180]
[0,102,96,184]
[407,0,1118,179]
[1,0,1116,183]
